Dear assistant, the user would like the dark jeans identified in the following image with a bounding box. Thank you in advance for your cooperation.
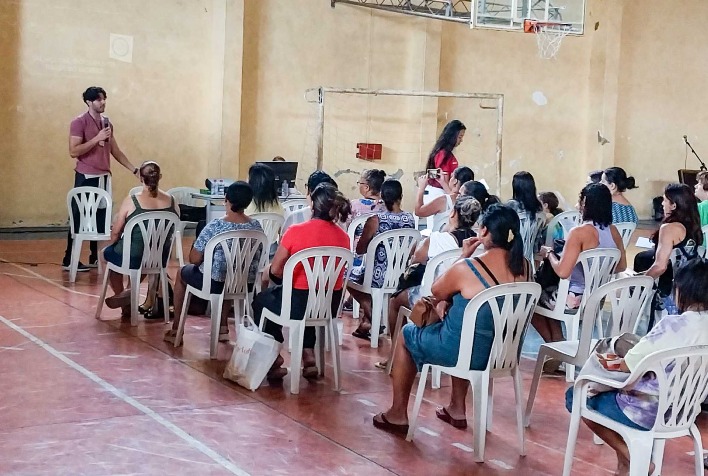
[633,248,673,296]
[64,172,107,262]
[252,286,343,349]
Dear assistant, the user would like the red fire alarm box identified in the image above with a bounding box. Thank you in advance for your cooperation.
[356,143,382,160]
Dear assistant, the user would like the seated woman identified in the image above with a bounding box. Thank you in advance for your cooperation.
[566,258,708,476]
[601,167,638,224]
[349,179,416,339]
[245,163,284,216]
[377,195,482,369]
[164,181,263,345]
[506,171,547,255]
[459,180,500,214]
[372,204,529,434]
[634,183,702,315]
[539,191,564,244]
[695,171,708,227]
[252,183,351,379]
[532,183,627,343]
[349,169,386,221]
[102,161,179,318]
[415,166,474,232]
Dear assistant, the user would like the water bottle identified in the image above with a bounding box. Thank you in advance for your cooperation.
[281,180,289,198]
[218,179,225,196]
[210,178,218,196]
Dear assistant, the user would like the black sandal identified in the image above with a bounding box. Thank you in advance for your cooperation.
[351,328,371,340]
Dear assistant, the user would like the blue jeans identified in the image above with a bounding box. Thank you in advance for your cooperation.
[565,387,648,431]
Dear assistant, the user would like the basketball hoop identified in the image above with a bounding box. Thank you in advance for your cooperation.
[524,19,572,60]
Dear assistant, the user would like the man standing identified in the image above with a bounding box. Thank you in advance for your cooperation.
[63,86,138,271]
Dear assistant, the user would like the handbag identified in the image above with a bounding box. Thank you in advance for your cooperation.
[409,296,442,327]
[392,262,426,297]
[535,256,561,291]
[223,315,280,391]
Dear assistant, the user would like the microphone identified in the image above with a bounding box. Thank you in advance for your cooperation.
[102,117,110,129]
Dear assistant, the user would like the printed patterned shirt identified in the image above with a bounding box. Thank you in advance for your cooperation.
[612,202,638,225]
[193,218,263,282]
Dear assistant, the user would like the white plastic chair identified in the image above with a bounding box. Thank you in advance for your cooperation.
[519,212,546,272]
[614,221,637,249]
[407,282,542,463]
[534,248,621,381]
[282,207,312,235]
[544,210,581,247]
[259,246,353,394]
[250,212,285,253]
[563,345,708,476]
[66,187,113,283]
[386,248,463,378]
[348,228,421,348]
[524,276,654,427]
[167,186,202,266]
[282,198,308,215]
[95,211,178,326]
[174,230,268,359]
[699,224,708,258]
[129,186,143,196]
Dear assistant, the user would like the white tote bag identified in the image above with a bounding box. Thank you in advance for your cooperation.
[223,316,280,391]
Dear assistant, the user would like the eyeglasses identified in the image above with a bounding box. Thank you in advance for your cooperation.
[357,181,368,186]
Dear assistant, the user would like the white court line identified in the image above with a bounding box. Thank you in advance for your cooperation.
[0,314,250,476]
[0,260,100,298]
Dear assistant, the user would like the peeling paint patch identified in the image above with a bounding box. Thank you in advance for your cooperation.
[532,91,548,106]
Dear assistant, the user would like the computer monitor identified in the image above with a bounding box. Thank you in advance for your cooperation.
[257,161,298,190]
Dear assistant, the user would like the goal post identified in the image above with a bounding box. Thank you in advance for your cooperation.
[304,86,505,196]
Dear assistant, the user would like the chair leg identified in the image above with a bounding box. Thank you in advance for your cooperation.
[512,368,526,456]
[209,295,223,360]
[565,318,580,382]
[406,364,430,442]
[486,378,494,429]
[626,436,654,476]
[370,291,383,349]
[352,299,360,320]
[432,368,442,389]
[69,237,82,283]
[689,424,703,476]
[160,270,170,324]
[289,323,306,394]
[524,349,548,427]
[472,374,490,462]
[651,439,665,476]
[329,319,342,391]
[336,318,343,346]
[95,266,110,319]
[129,271,140,327]
[174,292,192,347]
[174,229,185,267]
[562,392,582,476]
[317,327,326,377]
[323,323,331,352]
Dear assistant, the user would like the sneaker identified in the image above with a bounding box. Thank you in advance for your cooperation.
[87,256,99,268]
[62,259,89,272]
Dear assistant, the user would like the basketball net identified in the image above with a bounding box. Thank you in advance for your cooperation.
[527,21,571,60]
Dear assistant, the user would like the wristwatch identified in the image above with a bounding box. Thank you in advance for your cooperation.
[133,167,139,175]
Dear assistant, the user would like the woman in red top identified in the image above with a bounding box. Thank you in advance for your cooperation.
[252,182,351,380]
[425,120,466,190]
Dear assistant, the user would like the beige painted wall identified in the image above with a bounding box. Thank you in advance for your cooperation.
[0,0,243,227]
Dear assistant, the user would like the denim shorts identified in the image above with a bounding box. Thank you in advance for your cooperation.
[180,264,224,294]
[565,387,648,431]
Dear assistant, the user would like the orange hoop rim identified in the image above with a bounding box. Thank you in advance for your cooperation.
[523,18,573,33]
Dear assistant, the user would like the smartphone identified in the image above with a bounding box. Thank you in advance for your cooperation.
[426,168,441,180]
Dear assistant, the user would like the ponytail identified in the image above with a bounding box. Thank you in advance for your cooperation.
[139,161,161,198]
[311,183,351,223]
[479,204,525,277]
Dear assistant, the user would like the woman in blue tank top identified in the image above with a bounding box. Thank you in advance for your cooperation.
[372,204,531,434]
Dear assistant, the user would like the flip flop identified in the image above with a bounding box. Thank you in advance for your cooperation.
[436,407,467,429]
[106,290,132,309]
[372,412,409,436]
[352,328,371,340]
[302,365,319,379]
[374,360,388,370]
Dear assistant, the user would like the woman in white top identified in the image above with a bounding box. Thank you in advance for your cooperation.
[376,196,481,369]
[415,166,474,232]
[244,163,284,216]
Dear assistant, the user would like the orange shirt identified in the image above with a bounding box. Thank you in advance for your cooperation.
[279,219,350,290]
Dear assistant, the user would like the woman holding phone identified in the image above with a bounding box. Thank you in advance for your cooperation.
[424,120,466,199]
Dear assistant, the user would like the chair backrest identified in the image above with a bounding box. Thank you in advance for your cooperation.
[627,345,708,434]
[545,210,581,246]
[66,186,112,237]
[576,248,621,308]
[576,276,655,360]
[456,282,541,373]
[359,229,421,290]
[250,213,285,249]
[167,186,203,208]
[699,225,708,258]
[129,186,143,196]
[282,198,308,215]
[200,230,268,296]
[282,207,312,235]
[518,212,546,263]
[420,248,461,295]
[432,215,450,233]
[280,246,354,322]
[347,213,374,251]
[614,222,637,249]
[121,211,179,271]
[669,238,698,272]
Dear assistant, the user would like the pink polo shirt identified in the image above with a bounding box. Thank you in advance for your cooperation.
[69,112,112,175]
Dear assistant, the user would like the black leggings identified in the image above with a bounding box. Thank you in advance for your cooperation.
[633,248,673,296]
[252,287,343,349]
[64,172,107,261]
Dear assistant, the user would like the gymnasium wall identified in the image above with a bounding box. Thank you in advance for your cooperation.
[1,0,702,226]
